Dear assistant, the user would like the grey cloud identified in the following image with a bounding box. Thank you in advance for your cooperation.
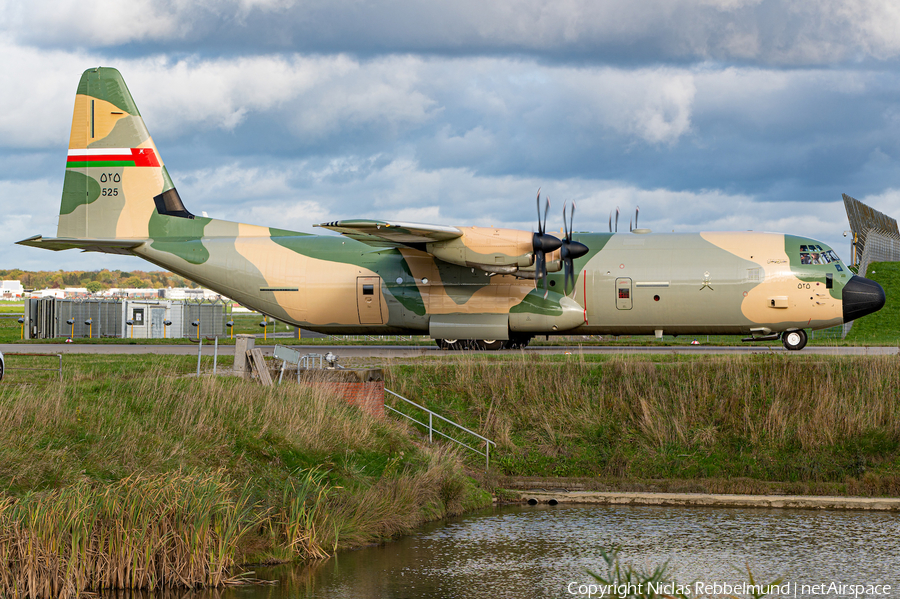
[6,1,900,66]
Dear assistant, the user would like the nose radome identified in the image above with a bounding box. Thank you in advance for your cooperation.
[843,275,886,323]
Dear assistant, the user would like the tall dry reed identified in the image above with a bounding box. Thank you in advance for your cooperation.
[0,364,485,595]
[0,471,258,599]
[268,468,335,561]
[390,354,900,450]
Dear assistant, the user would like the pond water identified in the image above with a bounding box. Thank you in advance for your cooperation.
[137,503,900,599]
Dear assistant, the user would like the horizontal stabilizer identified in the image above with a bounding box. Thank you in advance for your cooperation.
[314,219,463,245]
[17,235,145,255]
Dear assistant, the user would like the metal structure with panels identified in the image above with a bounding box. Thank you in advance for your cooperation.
[24,298,227,339]
[180,301,226,338]
[25,298,124,339]
[843,193,900,266]
[842,194,900,337]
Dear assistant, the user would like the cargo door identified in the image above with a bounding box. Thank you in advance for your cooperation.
[357,277,384,324]
[616,277,633,310]
[150,307,165,338]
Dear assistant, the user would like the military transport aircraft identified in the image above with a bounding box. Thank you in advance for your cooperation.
[19,67,886,351]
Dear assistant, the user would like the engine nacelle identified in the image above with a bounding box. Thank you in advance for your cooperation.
[427,226,535,270]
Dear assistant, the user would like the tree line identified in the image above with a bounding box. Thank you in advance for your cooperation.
[0,269,199,292]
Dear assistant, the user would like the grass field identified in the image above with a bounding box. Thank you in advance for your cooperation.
[386,353,900,496]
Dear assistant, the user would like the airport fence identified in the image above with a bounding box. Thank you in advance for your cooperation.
[842,229,900,337]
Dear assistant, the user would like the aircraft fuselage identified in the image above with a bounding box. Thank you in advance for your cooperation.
[132,224,866,339]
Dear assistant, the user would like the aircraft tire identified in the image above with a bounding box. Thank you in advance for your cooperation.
[476,339,505,351]
[436,339,468,350]
[781,329,808,351]
[506,335,532,349]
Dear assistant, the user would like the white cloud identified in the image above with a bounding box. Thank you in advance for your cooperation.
[127,54,438,138]
[567,68,697,145]
[0,0,191,46]
[0,37,95,148]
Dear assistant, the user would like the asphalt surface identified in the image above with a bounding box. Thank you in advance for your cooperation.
[0,343,896,357]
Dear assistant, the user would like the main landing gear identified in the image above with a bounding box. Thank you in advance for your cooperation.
[435,336,532,351]
[781,329,808,351]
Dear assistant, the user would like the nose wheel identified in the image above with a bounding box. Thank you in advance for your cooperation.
[781,329,808,351]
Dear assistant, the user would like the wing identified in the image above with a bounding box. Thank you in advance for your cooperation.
[315,219,542,276]
[313,220,463,247]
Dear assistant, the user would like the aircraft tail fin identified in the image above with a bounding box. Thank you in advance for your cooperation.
[58,67,191,241]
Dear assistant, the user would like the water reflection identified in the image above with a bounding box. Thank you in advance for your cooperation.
[131,504,900,599]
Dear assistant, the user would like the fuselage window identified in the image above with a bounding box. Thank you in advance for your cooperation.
[618,288,630,299]
[363,284,374,295]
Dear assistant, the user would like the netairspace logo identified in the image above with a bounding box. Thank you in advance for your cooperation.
[567,581,893,598]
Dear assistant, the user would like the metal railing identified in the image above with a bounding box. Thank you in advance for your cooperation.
[384,388,495,471]
[5,353,63,382]
[327,335,418,342]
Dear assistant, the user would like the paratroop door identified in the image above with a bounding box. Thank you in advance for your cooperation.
[357,277,384,324]
[616,277,632,310]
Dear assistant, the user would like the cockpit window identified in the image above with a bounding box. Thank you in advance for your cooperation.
[799,249,840,265]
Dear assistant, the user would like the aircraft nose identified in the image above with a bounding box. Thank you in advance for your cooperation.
[843,275,886,323]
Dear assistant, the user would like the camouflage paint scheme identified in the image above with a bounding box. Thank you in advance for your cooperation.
[19,68,880,348]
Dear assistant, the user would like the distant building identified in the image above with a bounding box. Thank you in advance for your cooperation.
[32,288,66,299]
[0,280,23,299]
[100,288,160,299]
[163,287,226,301]
[96,287,227,301]
[31,288,90,299]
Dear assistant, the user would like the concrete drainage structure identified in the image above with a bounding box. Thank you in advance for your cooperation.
[519,490,900,511]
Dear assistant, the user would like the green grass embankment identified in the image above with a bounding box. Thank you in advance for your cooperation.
[0,355,489,598]
[844,261,900,345]
[386,353,900,496]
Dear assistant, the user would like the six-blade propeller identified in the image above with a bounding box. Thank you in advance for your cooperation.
[561,201,589,294]
[528,190,638,296]
[530,189,593,297]
[532,189,562,298]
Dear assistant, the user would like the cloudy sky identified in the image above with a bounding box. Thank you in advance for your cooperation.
[3,0,900,271]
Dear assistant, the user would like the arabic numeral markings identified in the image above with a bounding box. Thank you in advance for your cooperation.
[101,188,119,196]
[798,283,810,289]
[98,173,121,183]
